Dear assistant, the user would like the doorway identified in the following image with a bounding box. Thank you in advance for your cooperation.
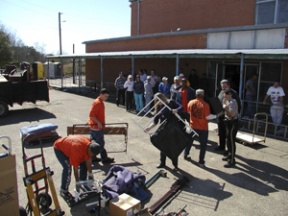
[214,62,259,116]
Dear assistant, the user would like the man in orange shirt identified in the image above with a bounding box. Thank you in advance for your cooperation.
[53,135,100,198]
[88,88,114,163]
[186,89,217,167]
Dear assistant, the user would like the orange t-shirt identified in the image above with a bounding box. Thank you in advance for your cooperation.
[187,98,210,131]
[88,96,105,130]
[54,135,91,167]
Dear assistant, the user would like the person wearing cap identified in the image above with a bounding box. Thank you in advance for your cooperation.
[170,76,181,100]
[216,79,241,152]
[53,135,101,197]
[186,89,217,167]
[144,92,183,171]
[179,73,191,87]
[176,77,195,121]
[114,72,126,107]
[124,75,135,111]
[222,89,238,168]
[158,77,171,98]
[88,88,115,164]
[144,75,154,113]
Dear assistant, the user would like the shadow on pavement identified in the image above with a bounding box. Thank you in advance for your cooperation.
[1,108,56,125]
[162,167,232,212]
[204,164,278,196]
[236,155,288,191]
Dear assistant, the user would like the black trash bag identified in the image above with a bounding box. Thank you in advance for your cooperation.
[150,114,192,160]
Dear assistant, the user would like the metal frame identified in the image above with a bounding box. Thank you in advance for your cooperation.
[21,128,64,216]
[134,94,198,137]
[67,122,129,153]
[237,112,268,145]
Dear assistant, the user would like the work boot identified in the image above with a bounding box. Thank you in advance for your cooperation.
[156,163,166,168]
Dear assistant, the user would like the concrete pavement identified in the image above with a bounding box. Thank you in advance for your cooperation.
[1,88,288,216]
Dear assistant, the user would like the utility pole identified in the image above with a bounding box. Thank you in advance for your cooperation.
[58,12,63,55]
[73,44,75,84]
[58,12,63,88]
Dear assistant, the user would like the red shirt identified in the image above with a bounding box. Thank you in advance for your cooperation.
[187,98,211,131]
[88,96,105,130]
[180,88,188,113]
[54,135,91,167]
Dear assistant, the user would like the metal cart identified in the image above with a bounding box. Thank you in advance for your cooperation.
[236,112,268,145]
[20,124,64,216]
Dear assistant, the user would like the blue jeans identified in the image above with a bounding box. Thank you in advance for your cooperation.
[134,93,143,112]
[144,94,153,112]
[184,129,208,164]
[54,148,87,192]
[90,130,107,160]
[245,95,255,117]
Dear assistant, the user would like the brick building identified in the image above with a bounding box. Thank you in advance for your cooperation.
[50,0,288,138]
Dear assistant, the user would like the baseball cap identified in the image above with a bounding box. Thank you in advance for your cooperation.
[221,79,229,85]
[196,89,204,96]
[89,140,101,156]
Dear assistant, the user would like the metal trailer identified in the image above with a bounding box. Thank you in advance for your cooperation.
[0,80,49,117]
[236,112,268,145]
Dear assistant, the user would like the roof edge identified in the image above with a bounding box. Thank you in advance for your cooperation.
[82,23,288,44]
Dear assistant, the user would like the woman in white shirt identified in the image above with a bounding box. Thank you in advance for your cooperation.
[124,75,134,111]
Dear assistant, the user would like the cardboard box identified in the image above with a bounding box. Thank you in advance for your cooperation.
[0,155,20,216]
[109,193,141,216]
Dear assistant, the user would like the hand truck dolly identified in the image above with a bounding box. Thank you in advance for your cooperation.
[20,124,64,216]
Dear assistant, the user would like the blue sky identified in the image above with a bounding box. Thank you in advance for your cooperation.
[0,0,131,54]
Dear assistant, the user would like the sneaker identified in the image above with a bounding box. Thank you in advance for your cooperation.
[156,163,166,168]
[59,189,69,198]
[198,163,205,168]
[173,166,179,171]
[92,156,101,162]
[224,161,236,168]
[102,157,115,164]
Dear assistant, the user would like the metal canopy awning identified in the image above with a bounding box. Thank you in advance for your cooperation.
[46,48,288,92]
[46,49,288,60]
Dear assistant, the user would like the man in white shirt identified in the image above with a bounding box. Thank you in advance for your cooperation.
[263,80,285,125]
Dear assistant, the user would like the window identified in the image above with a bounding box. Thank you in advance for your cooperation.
[256,0,288,24]
[278,0,288,23]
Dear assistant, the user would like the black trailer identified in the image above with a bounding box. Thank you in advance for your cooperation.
[0,80,49,117]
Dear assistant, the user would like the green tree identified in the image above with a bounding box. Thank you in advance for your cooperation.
[0,25,12,68]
